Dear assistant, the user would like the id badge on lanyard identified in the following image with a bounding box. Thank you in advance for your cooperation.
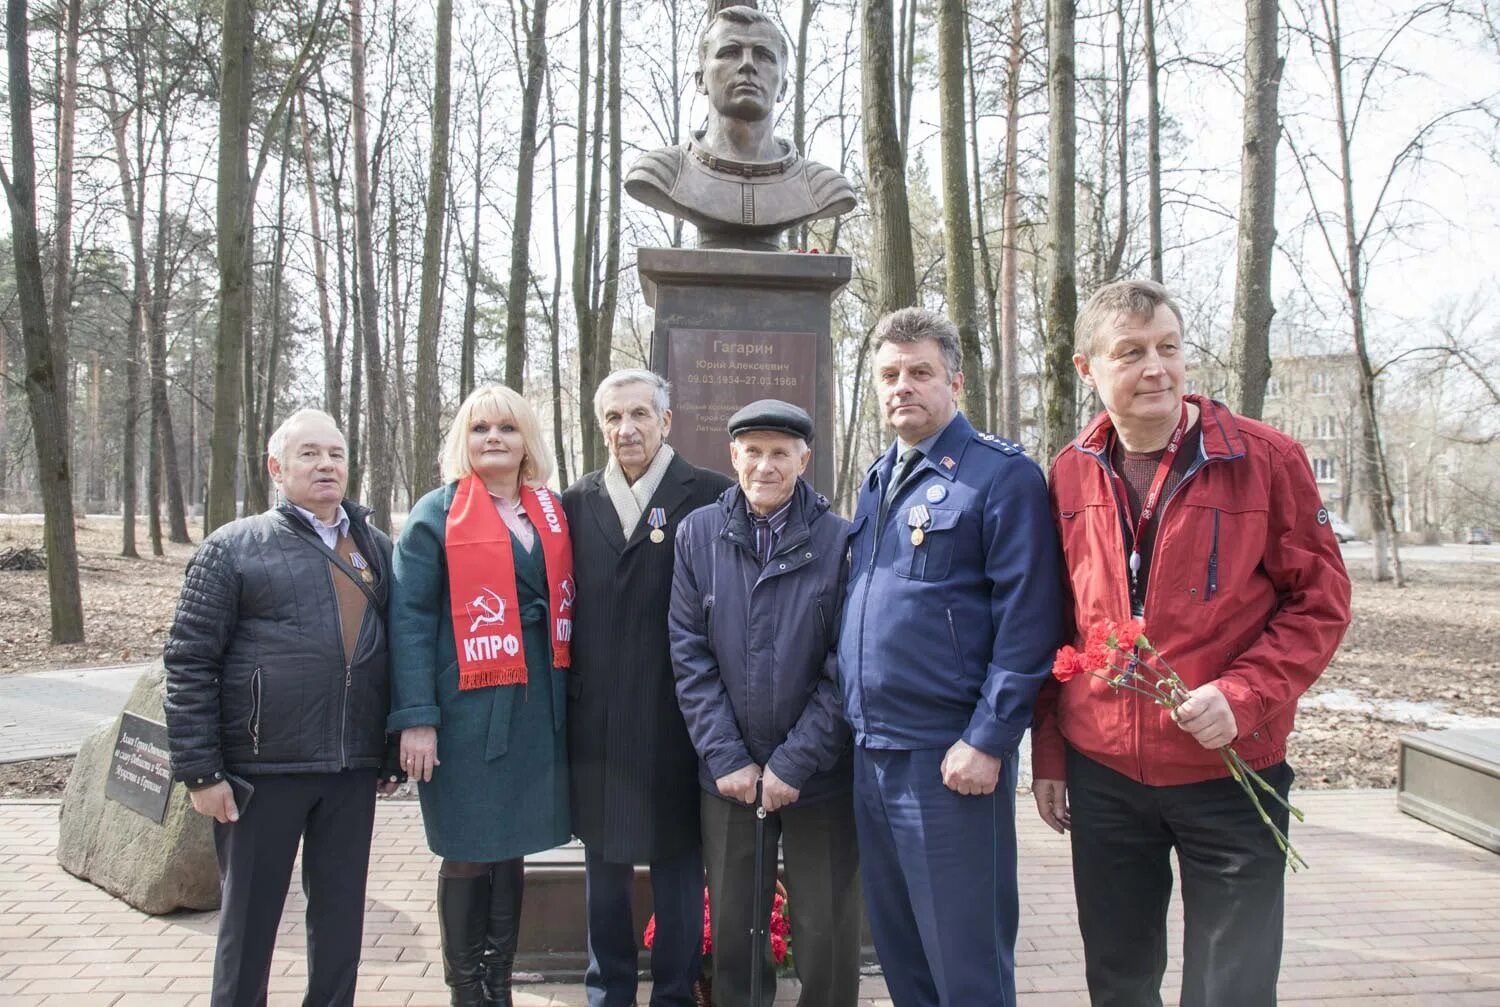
[1108,403,1190,601]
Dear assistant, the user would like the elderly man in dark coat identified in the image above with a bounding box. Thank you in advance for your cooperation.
[562,368,733,1007]
[671,400,860,1007]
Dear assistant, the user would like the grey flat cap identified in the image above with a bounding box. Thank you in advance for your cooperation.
[727,399,814,443]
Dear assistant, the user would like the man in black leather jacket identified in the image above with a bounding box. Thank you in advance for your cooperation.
[165,408,401,1007]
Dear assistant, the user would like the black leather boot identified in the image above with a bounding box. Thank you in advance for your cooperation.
[438,872,492,1007]
[482,859,525,1007]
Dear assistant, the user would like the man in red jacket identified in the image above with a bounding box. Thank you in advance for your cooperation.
[1032,279,1352,1006]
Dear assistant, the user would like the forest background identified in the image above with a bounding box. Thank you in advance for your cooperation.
[3,0,1500,646]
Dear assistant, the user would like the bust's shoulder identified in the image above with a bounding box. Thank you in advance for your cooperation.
[626,146,685,192]
[800,158,857,215]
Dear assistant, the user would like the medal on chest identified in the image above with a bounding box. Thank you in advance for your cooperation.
[907,504,930,546]
[349,550,374,584]
[647,507,668,544]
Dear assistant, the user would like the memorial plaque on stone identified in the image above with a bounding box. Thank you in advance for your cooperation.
[104,713,174,823]
[668,328,817,473]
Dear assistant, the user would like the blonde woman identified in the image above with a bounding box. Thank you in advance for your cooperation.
[389,385,573,1006]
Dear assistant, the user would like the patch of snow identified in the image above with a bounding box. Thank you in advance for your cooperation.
[1303,688,1500,729]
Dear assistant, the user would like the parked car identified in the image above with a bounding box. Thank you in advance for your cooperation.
[1468,527,1493,545]
[1328,514,1358,543]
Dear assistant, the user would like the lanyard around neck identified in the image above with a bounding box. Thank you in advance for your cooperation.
[1110,402,1190,594]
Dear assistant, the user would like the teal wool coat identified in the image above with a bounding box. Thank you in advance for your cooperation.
[388,484,571,861]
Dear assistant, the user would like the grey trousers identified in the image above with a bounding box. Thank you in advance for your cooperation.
[701,790,862,1007]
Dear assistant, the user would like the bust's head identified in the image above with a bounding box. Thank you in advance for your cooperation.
[695,4,789,123]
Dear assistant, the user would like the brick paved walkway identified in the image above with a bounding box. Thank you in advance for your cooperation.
[0,665,151,763]
[1,791,1498,1004]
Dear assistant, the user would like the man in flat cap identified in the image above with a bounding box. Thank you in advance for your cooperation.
[670,400,861,1007]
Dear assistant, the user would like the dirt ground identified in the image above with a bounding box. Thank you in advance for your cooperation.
[1,516,1497,793]
[0,516,197,674]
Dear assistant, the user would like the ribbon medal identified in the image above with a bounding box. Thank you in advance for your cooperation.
[907,504,931,547]
[647,507,668,544]
[350,550,374,584]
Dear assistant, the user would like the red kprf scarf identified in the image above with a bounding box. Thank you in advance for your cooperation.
[446,474,574,690]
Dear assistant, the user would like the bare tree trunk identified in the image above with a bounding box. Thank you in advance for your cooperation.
[545,63,568,485]
[49,0,79,435]
[207,0,253,531]
[350,0,391,529]
[0,333,8,499]
[347,279,365,498]
[258,123,294,497]
[504,0,550,392]
[965,10,1001,428]
[862,0,917,313]
[896,0,917,160]
[412,0,452,492]
[387,197,414,501]
[1226,0,1281,420]
[573,0,603,472]
[999,0,1023,440]
[1103,3,1129,281]
[3,0,85,641]
[1322,0,1401,584]
[835,327,875,508]
[1043,0,1079,459]
[937,0,985,426]
[101,43,149,556]
[151,128,190,544]
[590,0,621,396]
[792,0,816,250]
[240,229,264,515]
[316,68,350,423]
[1143,0,1163,282]
[298,93,338,417]
[459,75,484,402]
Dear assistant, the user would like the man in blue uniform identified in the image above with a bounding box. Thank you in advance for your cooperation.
[841,307,1064,1007]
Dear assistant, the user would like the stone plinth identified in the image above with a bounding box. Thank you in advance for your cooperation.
[641,248,851,496]
[56,662,219,914]
[1397,728,1500,853]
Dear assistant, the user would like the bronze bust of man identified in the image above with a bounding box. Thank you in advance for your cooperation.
[625,2,856,252]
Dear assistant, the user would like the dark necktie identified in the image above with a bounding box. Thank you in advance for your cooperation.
[879,448,923,527]
[887,448,923,504]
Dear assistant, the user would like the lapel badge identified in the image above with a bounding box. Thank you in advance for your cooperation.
[647,507,668,544]
[925,483,948,504]
[940,456,956,471]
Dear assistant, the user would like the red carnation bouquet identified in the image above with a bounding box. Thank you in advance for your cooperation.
[643,884,794,987]
[1052,619,1307,871]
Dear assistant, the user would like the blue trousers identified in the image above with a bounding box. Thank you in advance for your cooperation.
[583,845,704,1007]
[854,746,1020,1007]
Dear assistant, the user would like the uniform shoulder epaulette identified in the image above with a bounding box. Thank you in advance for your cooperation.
[973,431,1024,456]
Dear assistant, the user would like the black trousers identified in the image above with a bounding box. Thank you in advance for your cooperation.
[1067,749,1293,1007]
[210,769,379,1007]
[701,791,862,1007]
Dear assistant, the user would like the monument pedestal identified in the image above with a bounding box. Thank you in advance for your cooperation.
[1398,728,1500,852]
[641,248,850,495]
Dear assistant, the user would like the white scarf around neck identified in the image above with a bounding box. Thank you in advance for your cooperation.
[604,443,676,537]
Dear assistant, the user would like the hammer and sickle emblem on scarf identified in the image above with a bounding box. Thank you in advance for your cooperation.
[467,588,507,633]
[559,577,576,611]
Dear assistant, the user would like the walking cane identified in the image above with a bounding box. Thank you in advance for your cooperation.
[749,776,768,1007]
